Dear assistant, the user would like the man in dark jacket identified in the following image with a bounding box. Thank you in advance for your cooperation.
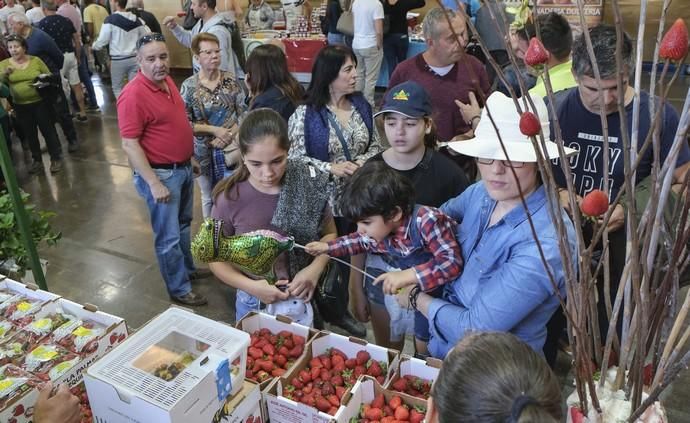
[127,0,161,34]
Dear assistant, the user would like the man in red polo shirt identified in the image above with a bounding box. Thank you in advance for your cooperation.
[117,33,208,306]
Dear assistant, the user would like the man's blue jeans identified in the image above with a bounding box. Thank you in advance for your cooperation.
[133,166,195,297]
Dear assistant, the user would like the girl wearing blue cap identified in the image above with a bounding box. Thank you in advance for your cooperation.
[351,81,470,354]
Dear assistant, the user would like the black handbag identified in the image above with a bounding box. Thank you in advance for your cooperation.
[312,262,343,327]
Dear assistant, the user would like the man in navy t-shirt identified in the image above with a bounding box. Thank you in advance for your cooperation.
[551,24,690,343]
[553,24,690,228]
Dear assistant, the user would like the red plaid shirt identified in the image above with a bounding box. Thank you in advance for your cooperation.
[326,206,463,291]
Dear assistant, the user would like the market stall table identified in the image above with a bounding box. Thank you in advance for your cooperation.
[242,36,327,84]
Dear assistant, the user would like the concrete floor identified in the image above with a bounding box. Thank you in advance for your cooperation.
[6,72,690,421]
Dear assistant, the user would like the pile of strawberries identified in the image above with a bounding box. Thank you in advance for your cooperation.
[355,393,425,423]
[246,328,305,383]
[389,375,432,399]
[283,348,387,415]
[71,382,93,423]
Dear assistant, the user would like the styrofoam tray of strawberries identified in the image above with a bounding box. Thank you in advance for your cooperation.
[264,330,399,423]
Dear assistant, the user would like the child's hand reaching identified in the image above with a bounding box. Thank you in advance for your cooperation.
[304,241,329,256]
[373,269,417,295]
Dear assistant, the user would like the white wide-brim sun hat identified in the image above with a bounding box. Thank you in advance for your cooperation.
[446,92,577,162]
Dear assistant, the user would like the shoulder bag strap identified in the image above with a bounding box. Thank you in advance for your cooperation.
[326,111,353,162]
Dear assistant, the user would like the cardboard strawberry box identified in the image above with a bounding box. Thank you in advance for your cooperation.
[236,311,317,385]
[263,330,400,423]
[84,307,250,423]
[340,376,427,423]
[385,355,441,399]
[213,379,263,423]
[0,279,127,423]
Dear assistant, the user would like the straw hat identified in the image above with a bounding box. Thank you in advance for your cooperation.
[446,92,577,163]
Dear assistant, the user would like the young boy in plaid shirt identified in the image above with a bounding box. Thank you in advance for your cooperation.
[306,161,463,354]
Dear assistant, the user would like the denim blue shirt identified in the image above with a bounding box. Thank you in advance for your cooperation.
[427,182,576,358]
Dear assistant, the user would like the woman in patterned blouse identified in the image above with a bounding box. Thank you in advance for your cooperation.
[180,33,247,218]
[287,45,382,337]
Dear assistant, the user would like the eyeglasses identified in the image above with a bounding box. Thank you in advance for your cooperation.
[5,34,22,43]
[136,33,166,50]
[476,158,525,168]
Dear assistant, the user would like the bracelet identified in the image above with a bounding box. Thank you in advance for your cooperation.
[408,285,421,311]
[470,115,481,124]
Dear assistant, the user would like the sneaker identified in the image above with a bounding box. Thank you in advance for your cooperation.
[86,104,100,112]
[75,114,88,122]
[28,161,43,174]
[330,311,367,338]
[170,291,208,306]
[49,160,62,173]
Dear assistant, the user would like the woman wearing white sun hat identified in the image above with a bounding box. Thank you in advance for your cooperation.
[398,92,579,360]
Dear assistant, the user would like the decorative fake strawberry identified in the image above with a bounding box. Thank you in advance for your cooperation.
[580,189,609,217]
[659,18,689,62]
[519,111,541,136]
[524,37,549,67]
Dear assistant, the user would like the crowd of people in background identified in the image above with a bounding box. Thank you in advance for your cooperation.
[1,0,689,422]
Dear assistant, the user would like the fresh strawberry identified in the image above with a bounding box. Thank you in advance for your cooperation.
[259,328,271,336]
[371,393,385,409]
[381,416,396,423]
[288,345,304,359]
[327,394,340,407]
[315,397,331,412]
[271,368,286,377]
[345,358,357,369]
[335,386,346,399]
[524,37,549,67]
[256,370,271,382]
[310,366,321,380]
[364,407,383,420]
[389,395,402,410]
[321,381,335,396]
[356,350,370,365]
[283,337,294,349]
[303,382,313,394]
[320,355,332,369]
[299,370,312,383]
[262,343,275,356]
[293,334,305,345]
[354,365,366,378]
[332,354,345,368]
[580,189,609,217]
[367,360,383,377]
[320,369,331,381]
[278,345,290,357]
[278,330,293,339]
[254,338,267,349]
[275,354,287,367]
[310,358,323,369]
[330,374,344,387]
[392,377,408,392]
[395,404,410,421]
[519,111,541,137]
[248,347,263,360]
[659,18,689,61]
[329,347,346,359]
[291,377,304,389]
[410,407,425,423]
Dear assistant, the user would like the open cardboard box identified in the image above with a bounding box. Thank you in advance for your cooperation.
[385,354,441,397]
[213,379,263,423]
[339,376,427,422]
[84,307,250,423]
[263,330,400,423]
[0,280,127,423]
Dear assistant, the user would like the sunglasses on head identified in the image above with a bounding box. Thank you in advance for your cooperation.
[136,33,166,50]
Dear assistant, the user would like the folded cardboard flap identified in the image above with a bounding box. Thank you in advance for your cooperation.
[347,335,368,346]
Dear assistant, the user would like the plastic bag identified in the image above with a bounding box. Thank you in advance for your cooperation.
[384,294,415,342]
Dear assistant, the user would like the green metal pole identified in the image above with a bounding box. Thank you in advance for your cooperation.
[0,121,48,291]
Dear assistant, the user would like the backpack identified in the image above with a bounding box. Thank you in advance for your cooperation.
[182,0,199,30]
[212,20,247,72]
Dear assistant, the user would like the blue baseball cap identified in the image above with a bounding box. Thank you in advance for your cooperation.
[374,81,433,118]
